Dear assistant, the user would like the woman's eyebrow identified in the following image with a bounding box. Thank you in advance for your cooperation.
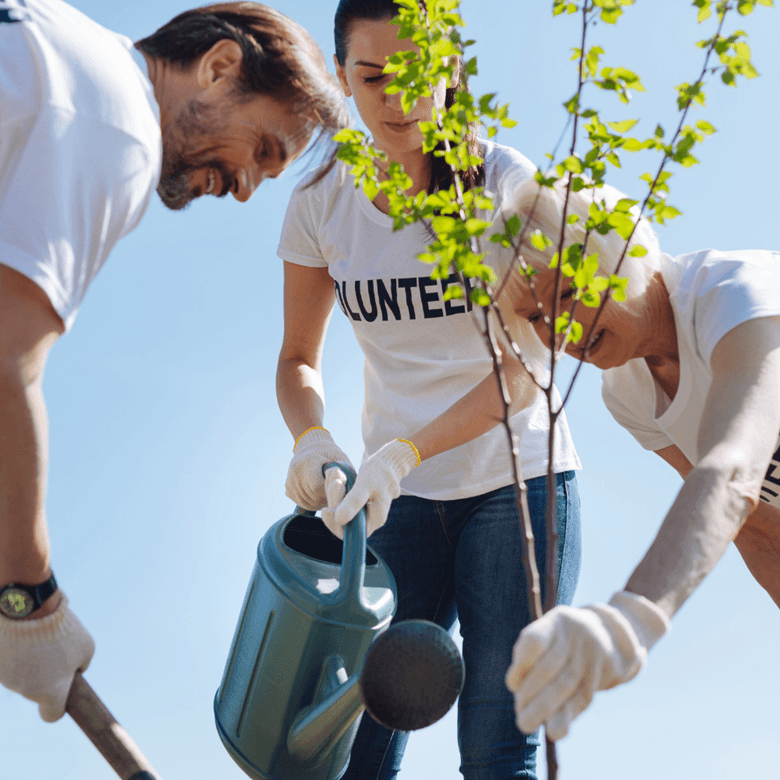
[353,60,385,68]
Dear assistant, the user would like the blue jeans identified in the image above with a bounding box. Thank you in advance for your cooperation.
[343,471,581,780]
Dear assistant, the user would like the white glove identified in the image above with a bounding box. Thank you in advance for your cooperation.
[285,427,354,511]
[0,593,95,722]
[505,590,670,741]
[321,439,419,539]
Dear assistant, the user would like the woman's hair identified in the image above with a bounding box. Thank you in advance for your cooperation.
[332,0,484,193]
[136,2,348,146]
[488,177,664,371]
[493,177,663,294]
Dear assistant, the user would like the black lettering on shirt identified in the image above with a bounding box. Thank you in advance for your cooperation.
[398,277,418,320]
[355,280,378,322]
[0,0,28,23]
[377,278,401,321]
[764,463,780,487]
[442,274,466,316]
[760,433,780,502]
[341,280,361,321]
[332,274,475,324]
[419,277,443,319]
[333,280,348,317]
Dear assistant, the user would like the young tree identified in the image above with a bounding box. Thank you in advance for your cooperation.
[335,0,772,775]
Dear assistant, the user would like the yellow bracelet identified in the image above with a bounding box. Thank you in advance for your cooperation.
[293,426,328,451]
[396,438,421,467]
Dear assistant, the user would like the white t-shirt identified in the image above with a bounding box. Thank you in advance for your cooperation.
[278,140,581,500]
[602,249,780,506]
[0,0,162,330]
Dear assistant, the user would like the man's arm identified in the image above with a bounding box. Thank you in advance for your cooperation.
[0,265,64,613]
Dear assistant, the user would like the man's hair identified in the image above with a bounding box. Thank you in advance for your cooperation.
[136,2,348,147]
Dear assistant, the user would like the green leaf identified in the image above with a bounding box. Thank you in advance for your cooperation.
[628,244,648,257]
[505,214,522,236]
[530,230,553,250]
[609,274,629,301]
[581,289,601,307]
[607,118,639,133]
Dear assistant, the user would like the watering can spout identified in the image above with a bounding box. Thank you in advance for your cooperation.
[286,655,363,765]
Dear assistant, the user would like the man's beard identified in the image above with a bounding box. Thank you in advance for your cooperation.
[157,98,237,211]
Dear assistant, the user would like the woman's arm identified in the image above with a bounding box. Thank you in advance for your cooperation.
[507,316,780,740]
[410,334,540,461]
[627,315,780,617]
[655,442,780,609]
[275,261,336,438]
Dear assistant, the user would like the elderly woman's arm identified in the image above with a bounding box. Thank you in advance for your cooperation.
[656,443,780,609]
[506,316,780,740]
[627,316,780,614]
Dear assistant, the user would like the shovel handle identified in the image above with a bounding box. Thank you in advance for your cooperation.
[66,672,161,780]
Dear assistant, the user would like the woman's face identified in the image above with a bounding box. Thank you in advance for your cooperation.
[507,269,655,370]
[335,17,447,161]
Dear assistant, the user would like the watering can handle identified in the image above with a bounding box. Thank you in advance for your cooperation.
[321,461,368,609]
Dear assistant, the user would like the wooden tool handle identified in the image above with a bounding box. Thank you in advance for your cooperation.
[66,672,161,780]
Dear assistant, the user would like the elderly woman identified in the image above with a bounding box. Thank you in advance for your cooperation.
[494,177,780,741]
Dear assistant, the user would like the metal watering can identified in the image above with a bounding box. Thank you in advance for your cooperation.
[214,463,464,780]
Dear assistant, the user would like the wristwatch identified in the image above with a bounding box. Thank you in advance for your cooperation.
[0,573,58,618]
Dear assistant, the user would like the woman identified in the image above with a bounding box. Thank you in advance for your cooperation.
[275,1,582,777]
[496,177,780,740]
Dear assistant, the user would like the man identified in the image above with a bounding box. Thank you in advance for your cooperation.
[0,0,346,722]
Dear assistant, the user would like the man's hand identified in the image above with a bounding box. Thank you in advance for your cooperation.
[285,427,353,511]
[0,593,95,722]
[505,591,669,740]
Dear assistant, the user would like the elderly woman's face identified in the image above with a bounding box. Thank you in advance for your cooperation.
[507,268,654,370]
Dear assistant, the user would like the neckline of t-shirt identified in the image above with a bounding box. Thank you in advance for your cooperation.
[356,182,397,227]
[647,293,690,433]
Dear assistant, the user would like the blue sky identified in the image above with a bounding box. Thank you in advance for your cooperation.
[3,1,779,779]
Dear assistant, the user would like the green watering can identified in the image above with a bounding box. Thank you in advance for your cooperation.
[214,462,464,780]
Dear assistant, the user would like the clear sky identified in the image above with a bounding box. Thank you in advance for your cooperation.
[3,1,779,779]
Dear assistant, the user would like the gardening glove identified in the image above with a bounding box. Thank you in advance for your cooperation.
[0,593,95,722]
[322,439,419,539]
[505,590,670,741]
[285,427,354,511]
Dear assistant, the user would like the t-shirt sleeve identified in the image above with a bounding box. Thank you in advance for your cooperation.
[483,144,537,279]
[601,366,674,452]
[276,175,328,269]
[0,110,158,331]
[691,252,780,366]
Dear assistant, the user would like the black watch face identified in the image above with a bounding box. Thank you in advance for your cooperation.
[0,588,34,618]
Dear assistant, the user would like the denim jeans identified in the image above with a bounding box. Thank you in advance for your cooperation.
[342,471,581,780]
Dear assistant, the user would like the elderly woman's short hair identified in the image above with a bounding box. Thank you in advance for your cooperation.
[492,177,662,295]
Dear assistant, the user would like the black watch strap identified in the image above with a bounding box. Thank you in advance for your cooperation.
[0,572,58,618]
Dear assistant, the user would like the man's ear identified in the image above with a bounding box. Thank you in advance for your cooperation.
[196,38,243,89]
[334,54,351,97]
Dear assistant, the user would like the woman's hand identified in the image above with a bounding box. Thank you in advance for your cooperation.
[322,439,419,538]
[285,427,354,511]
[505,591,669,740]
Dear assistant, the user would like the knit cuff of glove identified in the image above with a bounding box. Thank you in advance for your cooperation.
[294,426,333,452]
[387,439,421,478]
[608,590,671,651]
[0,593,75,645]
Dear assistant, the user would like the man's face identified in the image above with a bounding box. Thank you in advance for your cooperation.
[158,90,313,211]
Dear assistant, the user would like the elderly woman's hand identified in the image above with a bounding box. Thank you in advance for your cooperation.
[505,591,669,740]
